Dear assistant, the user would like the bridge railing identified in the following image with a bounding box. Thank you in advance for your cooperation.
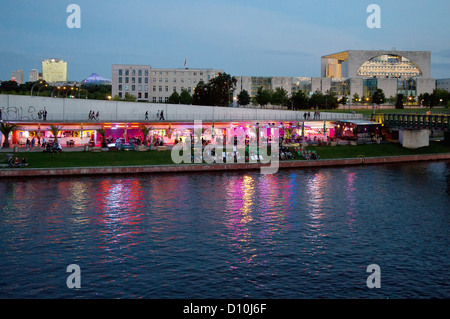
[373,114,450,130]
[4,112,364,123]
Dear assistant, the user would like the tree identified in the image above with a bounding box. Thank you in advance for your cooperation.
[237,90,251,106]
[352,93,360,104]
[96,128,108,147]
[0,81,19,93]
[191,73,237,106]
[395,94,404,109]
[49,124,64,144]
[0,122,20,148]
[339,96,348,106]
[192,81,213,106]
[324,91,339,109]
[140,125,152,146]
[372,89,386,105]
[271,87,289,107]
[290,91,308,110]
[255,87,272,108]
[123,92,136,102]
[208,72,237,106]
[309,91,324,109]
[168,91,180,104]
[179,90,193,105]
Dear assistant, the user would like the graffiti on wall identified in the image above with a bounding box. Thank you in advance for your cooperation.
[0,105,46,121]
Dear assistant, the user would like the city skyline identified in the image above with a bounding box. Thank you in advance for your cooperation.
[1,0,450,82]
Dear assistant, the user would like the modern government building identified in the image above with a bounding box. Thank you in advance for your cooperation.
[112,50,436,104]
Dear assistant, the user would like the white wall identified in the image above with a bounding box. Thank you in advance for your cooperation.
[0,94,363,122]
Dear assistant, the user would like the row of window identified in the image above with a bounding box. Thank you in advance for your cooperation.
[118,69,149,76]
[117,69,206,76]
[117,85,192,93]
[117,92,170,103]
[118,77,207,84]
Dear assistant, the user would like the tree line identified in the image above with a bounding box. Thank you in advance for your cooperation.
[0,80,112,100]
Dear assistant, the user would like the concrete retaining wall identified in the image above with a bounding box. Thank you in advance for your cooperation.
[1,153,449,178]
[0,94,363,123]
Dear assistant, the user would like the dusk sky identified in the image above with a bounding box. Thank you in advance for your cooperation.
[1,0,450,82]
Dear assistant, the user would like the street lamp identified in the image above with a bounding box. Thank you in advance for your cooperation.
[37,84,48,96]
[58,87,67,98]
[66,87,75,98]
[52,86,61,97]
[31,81,43,96]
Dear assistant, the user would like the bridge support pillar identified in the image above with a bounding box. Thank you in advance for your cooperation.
[399,129,429,149]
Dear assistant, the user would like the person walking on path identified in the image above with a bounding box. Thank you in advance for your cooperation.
[145,111,149,120]
[160,110,165,121]
[157,110,160,121]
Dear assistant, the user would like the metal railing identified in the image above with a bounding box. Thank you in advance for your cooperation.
[373,114,450,130]
[4,112,364,123]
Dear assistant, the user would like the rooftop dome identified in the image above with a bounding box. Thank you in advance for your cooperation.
[82,73,112,85]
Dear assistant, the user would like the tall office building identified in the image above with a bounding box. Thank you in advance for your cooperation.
[42,58,67,83]
[29,69,39,82]
[11,70,24,84]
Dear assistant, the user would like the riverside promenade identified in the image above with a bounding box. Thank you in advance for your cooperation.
[2,153,450,178]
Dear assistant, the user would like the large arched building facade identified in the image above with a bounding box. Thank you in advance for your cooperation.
[321,50,435,100]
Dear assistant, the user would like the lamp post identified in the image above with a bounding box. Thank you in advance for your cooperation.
[37,84,48,96]
[58,87,67,98]
[52,86,61,97]
[31,81,43,96]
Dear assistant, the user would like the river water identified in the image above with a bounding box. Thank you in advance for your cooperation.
[0,161,449,299]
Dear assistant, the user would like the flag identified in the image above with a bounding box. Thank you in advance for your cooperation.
[184,58,187,67]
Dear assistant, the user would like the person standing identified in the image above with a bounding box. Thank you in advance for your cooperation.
[157,110,160,121]
[0,108,2,120]
[96,111,99,121]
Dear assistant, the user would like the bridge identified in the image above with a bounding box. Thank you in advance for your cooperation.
[371,113,450,148]
[371,113,450,130]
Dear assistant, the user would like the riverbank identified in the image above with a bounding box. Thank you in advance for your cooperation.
[1,152,450,178]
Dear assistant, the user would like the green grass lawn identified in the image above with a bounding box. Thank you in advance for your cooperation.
[322,108,449,116]
[1,150,175,168]
[309,141,450,159]
[1,141,450,169]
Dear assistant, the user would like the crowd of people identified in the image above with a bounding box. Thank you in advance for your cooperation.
[303,111,321,120]
[8,157,28,168]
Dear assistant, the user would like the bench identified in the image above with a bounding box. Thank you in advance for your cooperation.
[157,146,167,151]
[0,163,29,168]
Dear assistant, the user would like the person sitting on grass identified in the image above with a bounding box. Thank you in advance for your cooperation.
[14,157,20,167]
[21,158,28,167]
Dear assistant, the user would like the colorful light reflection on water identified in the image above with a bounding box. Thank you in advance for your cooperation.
[0,161,449,299]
